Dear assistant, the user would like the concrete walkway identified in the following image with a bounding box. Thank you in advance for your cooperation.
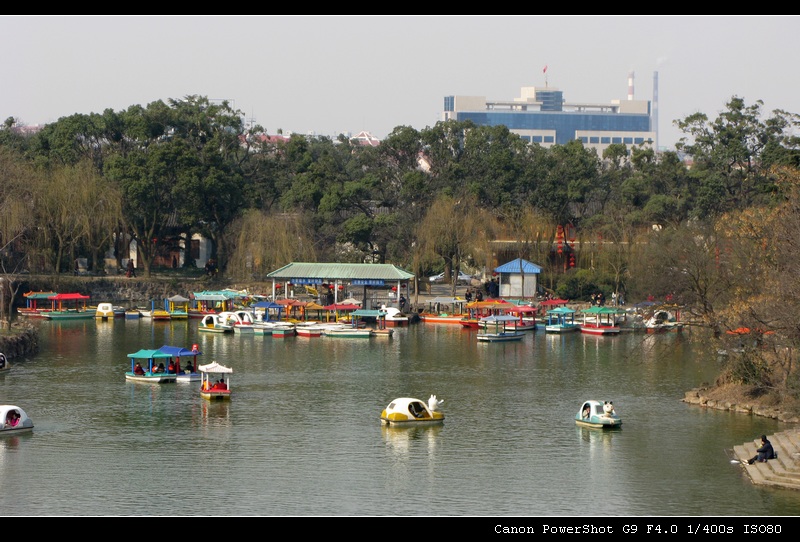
[733,430,800,490]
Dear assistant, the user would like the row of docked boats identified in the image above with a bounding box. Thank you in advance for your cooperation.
[419,297,683,339]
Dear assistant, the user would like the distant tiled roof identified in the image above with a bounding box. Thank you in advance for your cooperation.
[494,258,542,274]
[267,262,413,281]
[350,131,381,147]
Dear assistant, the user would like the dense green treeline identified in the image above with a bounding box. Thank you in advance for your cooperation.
[3,94,800,404]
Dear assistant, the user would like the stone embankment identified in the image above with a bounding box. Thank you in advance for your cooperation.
[684,387,800,490]
[682,387,800,423]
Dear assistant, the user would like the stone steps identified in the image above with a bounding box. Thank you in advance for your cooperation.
[733,429,800,491]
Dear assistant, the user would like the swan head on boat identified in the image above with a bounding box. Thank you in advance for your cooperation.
[428,395,443,412]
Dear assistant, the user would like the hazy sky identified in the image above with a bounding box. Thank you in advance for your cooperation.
[2,15,798,150]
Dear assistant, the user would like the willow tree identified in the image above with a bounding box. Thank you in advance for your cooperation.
[415,194,498,299]
[0,147,39,327]
[224,209,317,281]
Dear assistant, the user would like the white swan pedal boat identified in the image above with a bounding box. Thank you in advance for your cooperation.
[575,400,622,429]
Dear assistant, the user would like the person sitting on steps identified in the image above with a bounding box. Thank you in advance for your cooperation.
[748,434,776,464]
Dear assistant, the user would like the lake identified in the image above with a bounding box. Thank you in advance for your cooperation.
[1,317,799,517]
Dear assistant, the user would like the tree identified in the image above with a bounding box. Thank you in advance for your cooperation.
[415,194,498,298]
[675,96,798,217]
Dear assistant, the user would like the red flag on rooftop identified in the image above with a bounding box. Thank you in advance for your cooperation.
[543,65,548,73]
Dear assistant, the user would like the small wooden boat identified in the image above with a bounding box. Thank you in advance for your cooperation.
[18,291,57,317]
[125,308,141,319]
[125,349,176,383]
[545,306,579,333]
[156,344,202,383]
[0,405,34,434]
[380,395,445,427]
[575,400,622,429]
[324,327,372,338]
[199,361,232,401]
[42,293,96,319]
[579,306,623,335]
[293,323,323,338]
[476,315,526,342]
[166,295,191,319]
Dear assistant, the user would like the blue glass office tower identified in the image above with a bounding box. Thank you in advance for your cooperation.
[443,79,656,153]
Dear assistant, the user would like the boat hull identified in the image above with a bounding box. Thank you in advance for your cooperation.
[44,310,97,320]
[476,332,526,342]
[420,315,467,325]
[201,389,231,401]
[579,325,621,335]
[324,329,372,338]
[546,324,580,333]
[125,372,177,383]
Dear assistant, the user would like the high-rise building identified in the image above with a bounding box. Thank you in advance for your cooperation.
[443,72,656,154]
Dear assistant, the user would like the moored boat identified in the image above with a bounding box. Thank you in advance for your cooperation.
[18,291,57,317]
[476,314,526,342]
[381,306,409,327]
[545,306,579,333]
[166,295,191,319]
[95,302,123,320]
[42,293,96,319]
[0,353,10,373]
[199,313,233,333]
[380,395,445,427]
[575,400,622,429]
[579,306,623,335]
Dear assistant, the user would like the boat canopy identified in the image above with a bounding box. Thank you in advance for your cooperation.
[127,349,173,360]
[199,361,233,374]
[351,309,386,317]
[157,345,201,357]
[480,314,521,323]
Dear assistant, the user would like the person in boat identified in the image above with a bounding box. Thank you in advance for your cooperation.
[748,435,776,464]
[408,402,423,418]
[167,360,176,374]
[154,362,165,374]
[0,353,6,369]
[582,404,591,419]
[6,410,19,427]
[213,378,227,390]
[399,295,406,312]
[133,362,145,375]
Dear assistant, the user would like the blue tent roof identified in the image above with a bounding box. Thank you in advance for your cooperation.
[157,345,202,357]
[494,258,542,274]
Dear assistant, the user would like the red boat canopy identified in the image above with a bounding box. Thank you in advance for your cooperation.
[51,293,90,301]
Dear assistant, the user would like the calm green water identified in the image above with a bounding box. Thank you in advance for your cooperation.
[0,317,798,516]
